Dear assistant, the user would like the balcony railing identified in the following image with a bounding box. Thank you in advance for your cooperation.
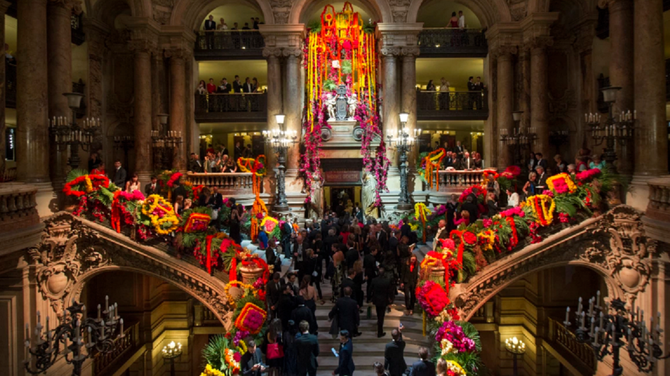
[418,28,488,57]
[186,172,259,196]
[0,182,39,234]
[93,322,139,374]
[431,170,488,192]
[417,91,489,120]
[194,30,265,60]
[546,318,597,374]
[194,92,267,122]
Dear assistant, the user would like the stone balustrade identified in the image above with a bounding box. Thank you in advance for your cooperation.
[186,172,258,196]
[642,177,670,244]
[93,321,139,374]
[433,169,488,193]
[546,318,596,373]
[0,183,39,233]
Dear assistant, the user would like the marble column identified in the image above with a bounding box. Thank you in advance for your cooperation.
[608,0,635,175]
[401,47,419,168]
[167,49,187,171]
[496,47,516,168]
[130,43,154,182]
[530,38,551,159]
[151,54,162,136]
[574,26,596,159]
[519,48,531,137]
[282,48,302,177]
[263,47,282,194]
[0,1,10,176]
[47,0,73,185]
[16,0,50,183]
[629,0,667,210]
[484,56,497,168]
[381,48,400,168]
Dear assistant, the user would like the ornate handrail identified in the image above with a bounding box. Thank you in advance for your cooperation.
[186,172,258,195]
[547,317,597,371]
[0,183,39,233]
[417,90,488,114]
[195,92,267,114]
[418,29,488,56]
[93,321,139,374]
[645,177,670,223]
[195,30,265,51]
[434,169,488,192]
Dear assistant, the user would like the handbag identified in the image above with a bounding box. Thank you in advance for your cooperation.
[267,343,284,359]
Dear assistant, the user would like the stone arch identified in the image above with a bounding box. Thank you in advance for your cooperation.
[172,0,275,28]
[289,0,391,24]
[90,0,135,23]
[67,265,231,327]
[407,0,512,29]
[458,260,622,321]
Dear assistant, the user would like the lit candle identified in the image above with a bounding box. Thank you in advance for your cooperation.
[599,311,604,329]
[596,290,600,307]
[120,318,124,334]
[565,306,570,325]
[97,304,101,320]
[594,327,599,346]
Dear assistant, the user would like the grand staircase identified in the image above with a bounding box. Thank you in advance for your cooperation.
[243,240,434,376]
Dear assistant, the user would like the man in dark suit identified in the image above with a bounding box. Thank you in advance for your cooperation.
[535,165,548,192]
[345,240,358,270]
[453,141,465,160]
[409,347,435,376]
[144,176,161,196]
[110,160,126,188]
[536,152,548,170]
[266,272,283,319]
[277,284,296,329]
[467,76,476,110]
[334,330,355,376]
[329,287,360,337]
[461,195,479,223]
[233,75,243,93]
[459,151,476,171]
[217,78,232,93]
[203,15,216,49]
[241,340,266,376]
[242,77,254,93]
[291,296,318,334]
[384,326,407,376]
[208,186,224,227]
[370,266,393,338]
[189,153,204,172]
[375,223,388,251]
[295,321,320,376]
[364,247,379,303]
[340,269,356,299]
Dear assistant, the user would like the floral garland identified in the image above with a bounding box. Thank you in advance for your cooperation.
[141,195,180,235]
[167,172,182,188]
[63,174,110,197]
[458,185,487,204]
[435,321,476,353]
[526,194,555,226]
[234,302,267,335]
[184,212,212,233]
[576,168,601,181]
[546,173,577,194]
[422,148,446,190]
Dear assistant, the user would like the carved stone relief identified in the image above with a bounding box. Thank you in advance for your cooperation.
[507,0,528,21]
[455,206,657,320]
[269,0,293,24]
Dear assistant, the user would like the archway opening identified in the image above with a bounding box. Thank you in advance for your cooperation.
[417,0,481,29]
[199,2,265,31]
[299,0,380,26]
[83,270,222,375]
[470,265,607,376]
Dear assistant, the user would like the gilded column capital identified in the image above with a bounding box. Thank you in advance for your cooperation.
[263,47,283,58]
[490,45,518,60]
[380,47,401,57]
[400,46,420,58]
[282,47,303,58]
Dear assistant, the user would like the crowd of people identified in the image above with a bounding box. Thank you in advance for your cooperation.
[203,15,263,32]
[197,76,263,95]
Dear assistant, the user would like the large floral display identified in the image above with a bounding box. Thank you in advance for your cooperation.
[302,2,389,206]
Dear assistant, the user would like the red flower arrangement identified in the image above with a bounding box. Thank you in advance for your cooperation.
[462,231,477,246]
[184,212,211,233]
[63,175,110,197]
[576,168,601,181]
[501,165,521,178]
[166,172,182,188]
[505,216,519,250]
[234,302,267,334]
[416,281,450,317]
[458,186,487,204]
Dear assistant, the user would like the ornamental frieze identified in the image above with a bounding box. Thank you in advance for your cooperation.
[455,206,658,320]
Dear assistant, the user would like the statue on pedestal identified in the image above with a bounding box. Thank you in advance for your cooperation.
[347,93,358,120]
[325,93,336,121]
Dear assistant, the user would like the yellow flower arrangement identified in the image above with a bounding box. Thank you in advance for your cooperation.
[142,194,180,235]
[223,280,256,306]
[84,176,93,193]
[478,230,495,252]
[445,360,467,376]
[201,364,225,376]
[441,339,457,356]
[414,203,432,222]
[526,194,556,226]
[237,340,248,355]
[546,173,577,194]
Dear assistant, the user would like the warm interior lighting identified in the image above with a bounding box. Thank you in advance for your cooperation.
[399,112,409,123]
[275,114,285,125]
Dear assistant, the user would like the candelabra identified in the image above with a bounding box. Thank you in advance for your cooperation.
[262,114,298,212]
[162,341,182,376]
[584,86,635,176]
[24,297,124,376]
[504,336,526,376]
[562,294,667,375]
[500,111,536,167]
[49,93,101,170]
[151,114,182,170]
[386,113,419,211]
